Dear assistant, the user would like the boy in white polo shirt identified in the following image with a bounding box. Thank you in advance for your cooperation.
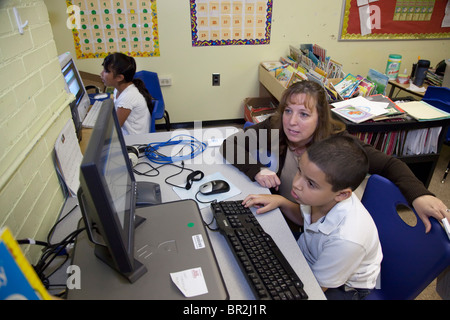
[243,135,383,300]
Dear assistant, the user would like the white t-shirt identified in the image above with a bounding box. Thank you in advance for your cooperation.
[297,193,383,289]
[114,84,150,135]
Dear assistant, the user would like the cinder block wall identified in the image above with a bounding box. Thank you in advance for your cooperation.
[0,0,73,263]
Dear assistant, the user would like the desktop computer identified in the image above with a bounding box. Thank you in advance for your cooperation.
[68,99,228,300]
[58,52,91,140]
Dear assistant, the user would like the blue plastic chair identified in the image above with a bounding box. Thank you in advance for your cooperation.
[361,174,450,300]
[422,86,450,183]
[243,121,254,129]
[134,70,171,132]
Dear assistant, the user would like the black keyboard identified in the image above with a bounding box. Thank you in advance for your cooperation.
[211,200,308,300]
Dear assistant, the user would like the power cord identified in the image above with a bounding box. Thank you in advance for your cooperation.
[16,202,84,296]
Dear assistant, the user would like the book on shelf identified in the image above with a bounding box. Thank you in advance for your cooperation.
[333,74,360,98]
[289,44,343,81]
[276,65,296,87]
[357,78,376,97]
[396,100,450,121]
[331,96,389,123]
[261,61,287,72]
[367,69,389,95]
[280,55,298,68]
[352,127,441,157]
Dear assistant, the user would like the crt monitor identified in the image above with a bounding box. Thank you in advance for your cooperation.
[77,98,147,283]
[58,52,90,122]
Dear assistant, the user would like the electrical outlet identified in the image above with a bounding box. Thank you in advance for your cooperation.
[212,73,220,86]
[159,76,172,87]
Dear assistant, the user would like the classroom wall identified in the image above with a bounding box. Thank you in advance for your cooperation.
[0,0,73,263]
[45,0,450,125]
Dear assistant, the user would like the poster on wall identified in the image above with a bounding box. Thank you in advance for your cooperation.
[66,0,160,59]
[339,0,450,40]
[190,0,273,46]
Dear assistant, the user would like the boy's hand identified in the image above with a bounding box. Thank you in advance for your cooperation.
[242,194,285,214]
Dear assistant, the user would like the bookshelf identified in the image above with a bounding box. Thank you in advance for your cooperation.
[258,65,450,188]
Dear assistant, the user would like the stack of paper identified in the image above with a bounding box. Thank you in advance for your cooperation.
[396,101,450,121]
[54,120,83,196]
[331,96,389,123]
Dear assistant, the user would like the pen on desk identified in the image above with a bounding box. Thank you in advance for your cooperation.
[442,217,450,241]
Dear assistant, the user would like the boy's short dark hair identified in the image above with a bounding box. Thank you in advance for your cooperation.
[306,135,369,191]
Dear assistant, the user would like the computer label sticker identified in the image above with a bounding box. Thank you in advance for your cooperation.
[192,234,205,250]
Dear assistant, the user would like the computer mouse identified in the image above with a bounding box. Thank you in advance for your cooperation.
[199,180,230,195]
[94,93,108,99]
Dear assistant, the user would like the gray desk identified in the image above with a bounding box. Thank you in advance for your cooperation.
[123,127,325,300]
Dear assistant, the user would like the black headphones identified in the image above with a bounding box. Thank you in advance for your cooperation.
[185,170,204,190]
[128,145,204,190]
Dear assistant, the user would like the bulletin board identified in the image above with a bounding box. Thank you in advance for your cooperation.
[66,0,159,59]
[190,0,273,46]
[339,0,450,40]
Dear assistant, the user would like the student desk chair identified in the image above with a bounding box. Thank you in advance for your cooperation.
[361,174,450,300]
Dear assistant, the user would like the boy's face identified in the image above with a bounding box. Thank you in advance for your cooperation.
[291,151,343,211]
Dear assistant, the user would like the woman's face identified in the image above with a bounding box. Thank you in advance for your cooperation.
[282,93,319,147]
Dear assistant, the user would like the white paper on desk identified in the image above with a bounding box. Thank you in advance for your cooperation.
[173,172,241,209]
[170,267,208,298]
[407,83,427,92]
[397,101,450,121]
[332,96,388,116]
[54,120,83,196]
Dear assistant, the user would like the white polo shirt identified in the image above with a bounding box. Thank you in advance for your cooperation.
[114,84,150,135]
[297,193,382,289]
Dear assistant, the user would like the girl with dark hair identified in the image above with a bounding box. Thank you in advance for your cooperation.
[100,52,153,135]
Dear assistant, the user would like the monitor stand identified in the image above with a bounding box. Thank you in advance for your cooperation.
[93,243,147,284]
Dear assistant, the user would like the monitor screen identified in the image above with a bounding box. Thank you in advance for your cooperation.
[62,61,83,103]
[58,52,90,121]
[77,98,147,283]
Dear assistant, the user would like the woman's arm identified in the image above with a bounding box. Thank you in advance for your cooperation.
[346,133,449,232]
[220,118,278,180]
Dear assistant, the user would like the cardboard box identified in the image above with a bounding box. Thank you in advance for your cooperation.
[244,97,278,123]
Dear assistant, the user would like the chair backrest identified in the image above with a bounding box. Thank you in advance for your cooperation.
[134,70,166,132]
[422,86,450,142]
[361,174,450,300]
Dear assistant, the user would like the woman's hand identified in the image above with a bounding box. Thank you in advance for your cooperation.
[412,195,450,233]
[255,168,281,190]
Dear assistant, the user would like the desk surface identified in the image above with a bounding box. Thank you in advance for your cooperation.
[388,80,428,98]
[58,127,324,300]
[123,128,325,300]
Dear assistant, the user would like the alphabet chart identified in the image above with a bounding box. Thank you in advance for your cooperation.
[66,0,159,59]
[190,0,273,46]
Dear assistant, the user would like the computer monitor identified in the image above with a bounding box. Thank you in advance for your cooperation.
[77,98,147,283]
[58,52,90,123]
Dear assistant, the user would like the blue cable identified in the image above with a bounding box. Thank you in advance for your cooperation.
[144,134,208,164]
